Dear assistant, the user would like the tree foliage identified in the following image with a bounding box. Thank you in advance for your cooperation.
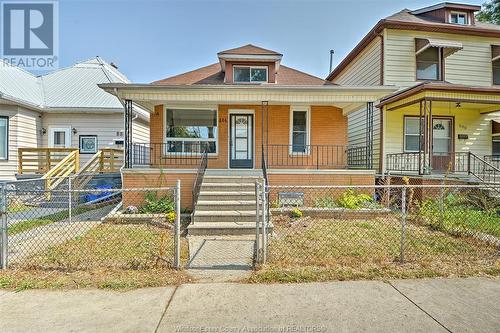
[476,0,500,24]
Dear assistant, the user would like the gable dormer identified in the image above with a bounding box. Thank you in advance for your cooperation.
[411,2,481,26]
[217,44,283,84]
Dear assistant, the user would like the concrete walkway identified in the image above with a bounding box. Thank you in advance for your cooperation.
[186,235,255,282]
[0,277,499,333]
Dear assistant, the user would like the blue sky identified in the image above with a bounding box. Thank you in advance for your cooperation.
[55,0,485,82]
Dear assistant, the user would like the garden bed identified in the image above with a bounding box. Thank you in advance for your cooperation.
[271,207,391,219]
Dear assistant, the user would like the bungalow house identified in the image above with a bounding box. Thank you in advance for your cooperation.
[327,2,500,184]
[0,57,149,181]
[100,44,394,234]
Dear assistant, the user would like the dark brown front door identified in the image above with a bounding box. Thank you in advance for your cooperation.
[432,118,453,172]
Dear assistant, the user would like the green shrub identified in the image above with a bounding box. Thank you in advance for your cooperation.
[290,208,303,219]
[139,192,174,214]
[314,197,337,208]
[337,190,373,209]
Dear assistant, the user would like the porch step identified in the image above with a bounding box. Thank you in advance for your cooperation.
[188,222,270,236]
[201,183,256,192]
[203,176,262,184]
[196,200,256,211]
[198,191,256,201]
[193,210,261,223]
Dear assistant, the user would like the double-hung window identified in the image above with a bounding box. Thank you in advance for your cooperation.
[450,12,468,25]
[416,47,442,81]
[290,108,309,154]
[0,117,7,159]
[233,66,268,83]
[404,117,423,152]
[493,58,500,85]
[165,108,217,154]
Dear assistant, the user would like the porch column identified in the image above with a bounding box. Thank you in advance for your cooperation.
[124,99,133,169]
[261,101,269,167]
[365,102,374,169]
[418,101,423,175]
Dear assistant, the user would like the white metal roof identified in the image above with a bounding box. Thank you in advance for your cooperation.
[0,57,148,118]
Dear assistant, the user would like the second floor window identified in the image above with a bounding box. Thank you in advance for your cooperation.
[416,47,442,81]
[233,66,268,83]
[494,58,500,85]
[450,12,468,25]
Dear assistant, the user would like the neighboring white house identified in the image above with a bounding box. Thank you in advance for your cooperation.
[0,57,149,180]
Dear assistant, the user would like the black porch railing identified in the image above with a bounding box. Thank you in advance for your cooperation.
[266,144,370,169]
[386,152,470,174]
[132,142,213,167]
[387,152,500,183]
[132,143,371,170]
[192,145,208,212]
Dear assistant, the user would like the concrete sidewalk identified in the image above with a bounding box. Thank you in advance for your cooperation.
[0,277,499,333]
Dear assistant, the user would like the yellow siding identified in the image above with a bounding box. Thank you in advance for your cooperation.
[333,37,382,86]
[384,29,500,88]
[385,107,493,157]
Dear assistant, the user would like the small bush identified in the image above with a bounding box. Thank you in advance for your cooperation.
[290,208,303,219]
[139,192,174,214]
[337,190,373,209]
[314,197,337,208]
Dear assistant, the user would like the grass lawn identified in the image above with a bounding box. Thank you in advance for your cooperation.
[0,224,191,290]
[249,216,500,283]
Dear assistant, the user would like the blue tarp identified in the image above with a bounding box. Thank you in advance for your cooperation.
[84,184,112,203]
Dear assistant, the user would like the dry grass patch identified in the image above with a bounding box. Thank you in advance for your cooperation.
[250,216,500,283]
[1,224,192,290]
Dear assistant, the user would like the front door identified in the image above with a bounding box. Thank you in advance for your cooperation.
[49,127,72,148]
[432,118,453,172]
[230,114,253,168]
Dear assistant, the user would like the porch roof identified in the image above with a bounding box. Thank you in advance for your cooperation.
[377,82,500,112]
[99,83,396,115]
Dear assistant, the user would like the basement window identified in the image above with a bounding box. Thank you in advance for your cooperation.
[233,66,268,83]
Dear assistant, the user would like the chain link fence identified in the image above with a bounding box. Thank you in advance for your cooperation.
[0,177,184,272]
[256,184,500,277]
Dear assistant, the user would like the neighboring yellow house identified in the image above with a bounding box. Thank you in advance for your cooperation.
[327,2,500,182]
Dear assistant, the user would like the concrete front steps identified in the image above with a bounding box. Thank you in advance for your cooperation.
[188,170,268,236]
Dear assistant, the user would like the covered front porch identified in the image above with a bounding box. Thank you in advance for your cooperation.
[379,82,500,183]
[101,84,395,174]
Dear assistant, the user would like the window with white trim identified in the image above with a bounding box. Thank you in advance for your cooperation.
[404,117,423,152]
[165,108,217,154]
[0,117,7,159]
[233,66,268,83]
[493,136,500,156]
[290,109,309,153]
[450,12,468,25]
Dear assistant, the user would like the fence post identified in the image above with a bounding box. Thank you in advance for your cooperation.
[68,176,72,224]
[255,181,260,266]
[1,184,8,269]
[261,179,267,265]
[400,185,407,264]
[174,179,181,269]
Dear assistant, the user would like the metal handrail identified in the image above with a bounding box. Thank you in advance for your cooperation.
[191,145,208,213]
[469,152,500,184]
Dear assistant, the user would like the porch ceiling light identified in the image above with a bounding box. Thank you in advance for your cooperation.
[456,102,462,108]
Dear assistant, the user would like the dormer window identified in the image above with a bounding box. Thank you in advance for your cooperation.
[233,66,268,83]
[450,12,468,25]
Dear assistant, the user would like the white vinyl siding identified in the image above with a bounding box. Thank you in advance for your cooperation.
[384,29,500,88]
[333,37,382,86]
[0,105,41,180]
[42,113,149,167]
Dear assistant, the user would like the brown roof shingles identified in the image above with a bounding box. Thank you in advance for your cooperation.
[217,44,282,56]
[152,63,331,86]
